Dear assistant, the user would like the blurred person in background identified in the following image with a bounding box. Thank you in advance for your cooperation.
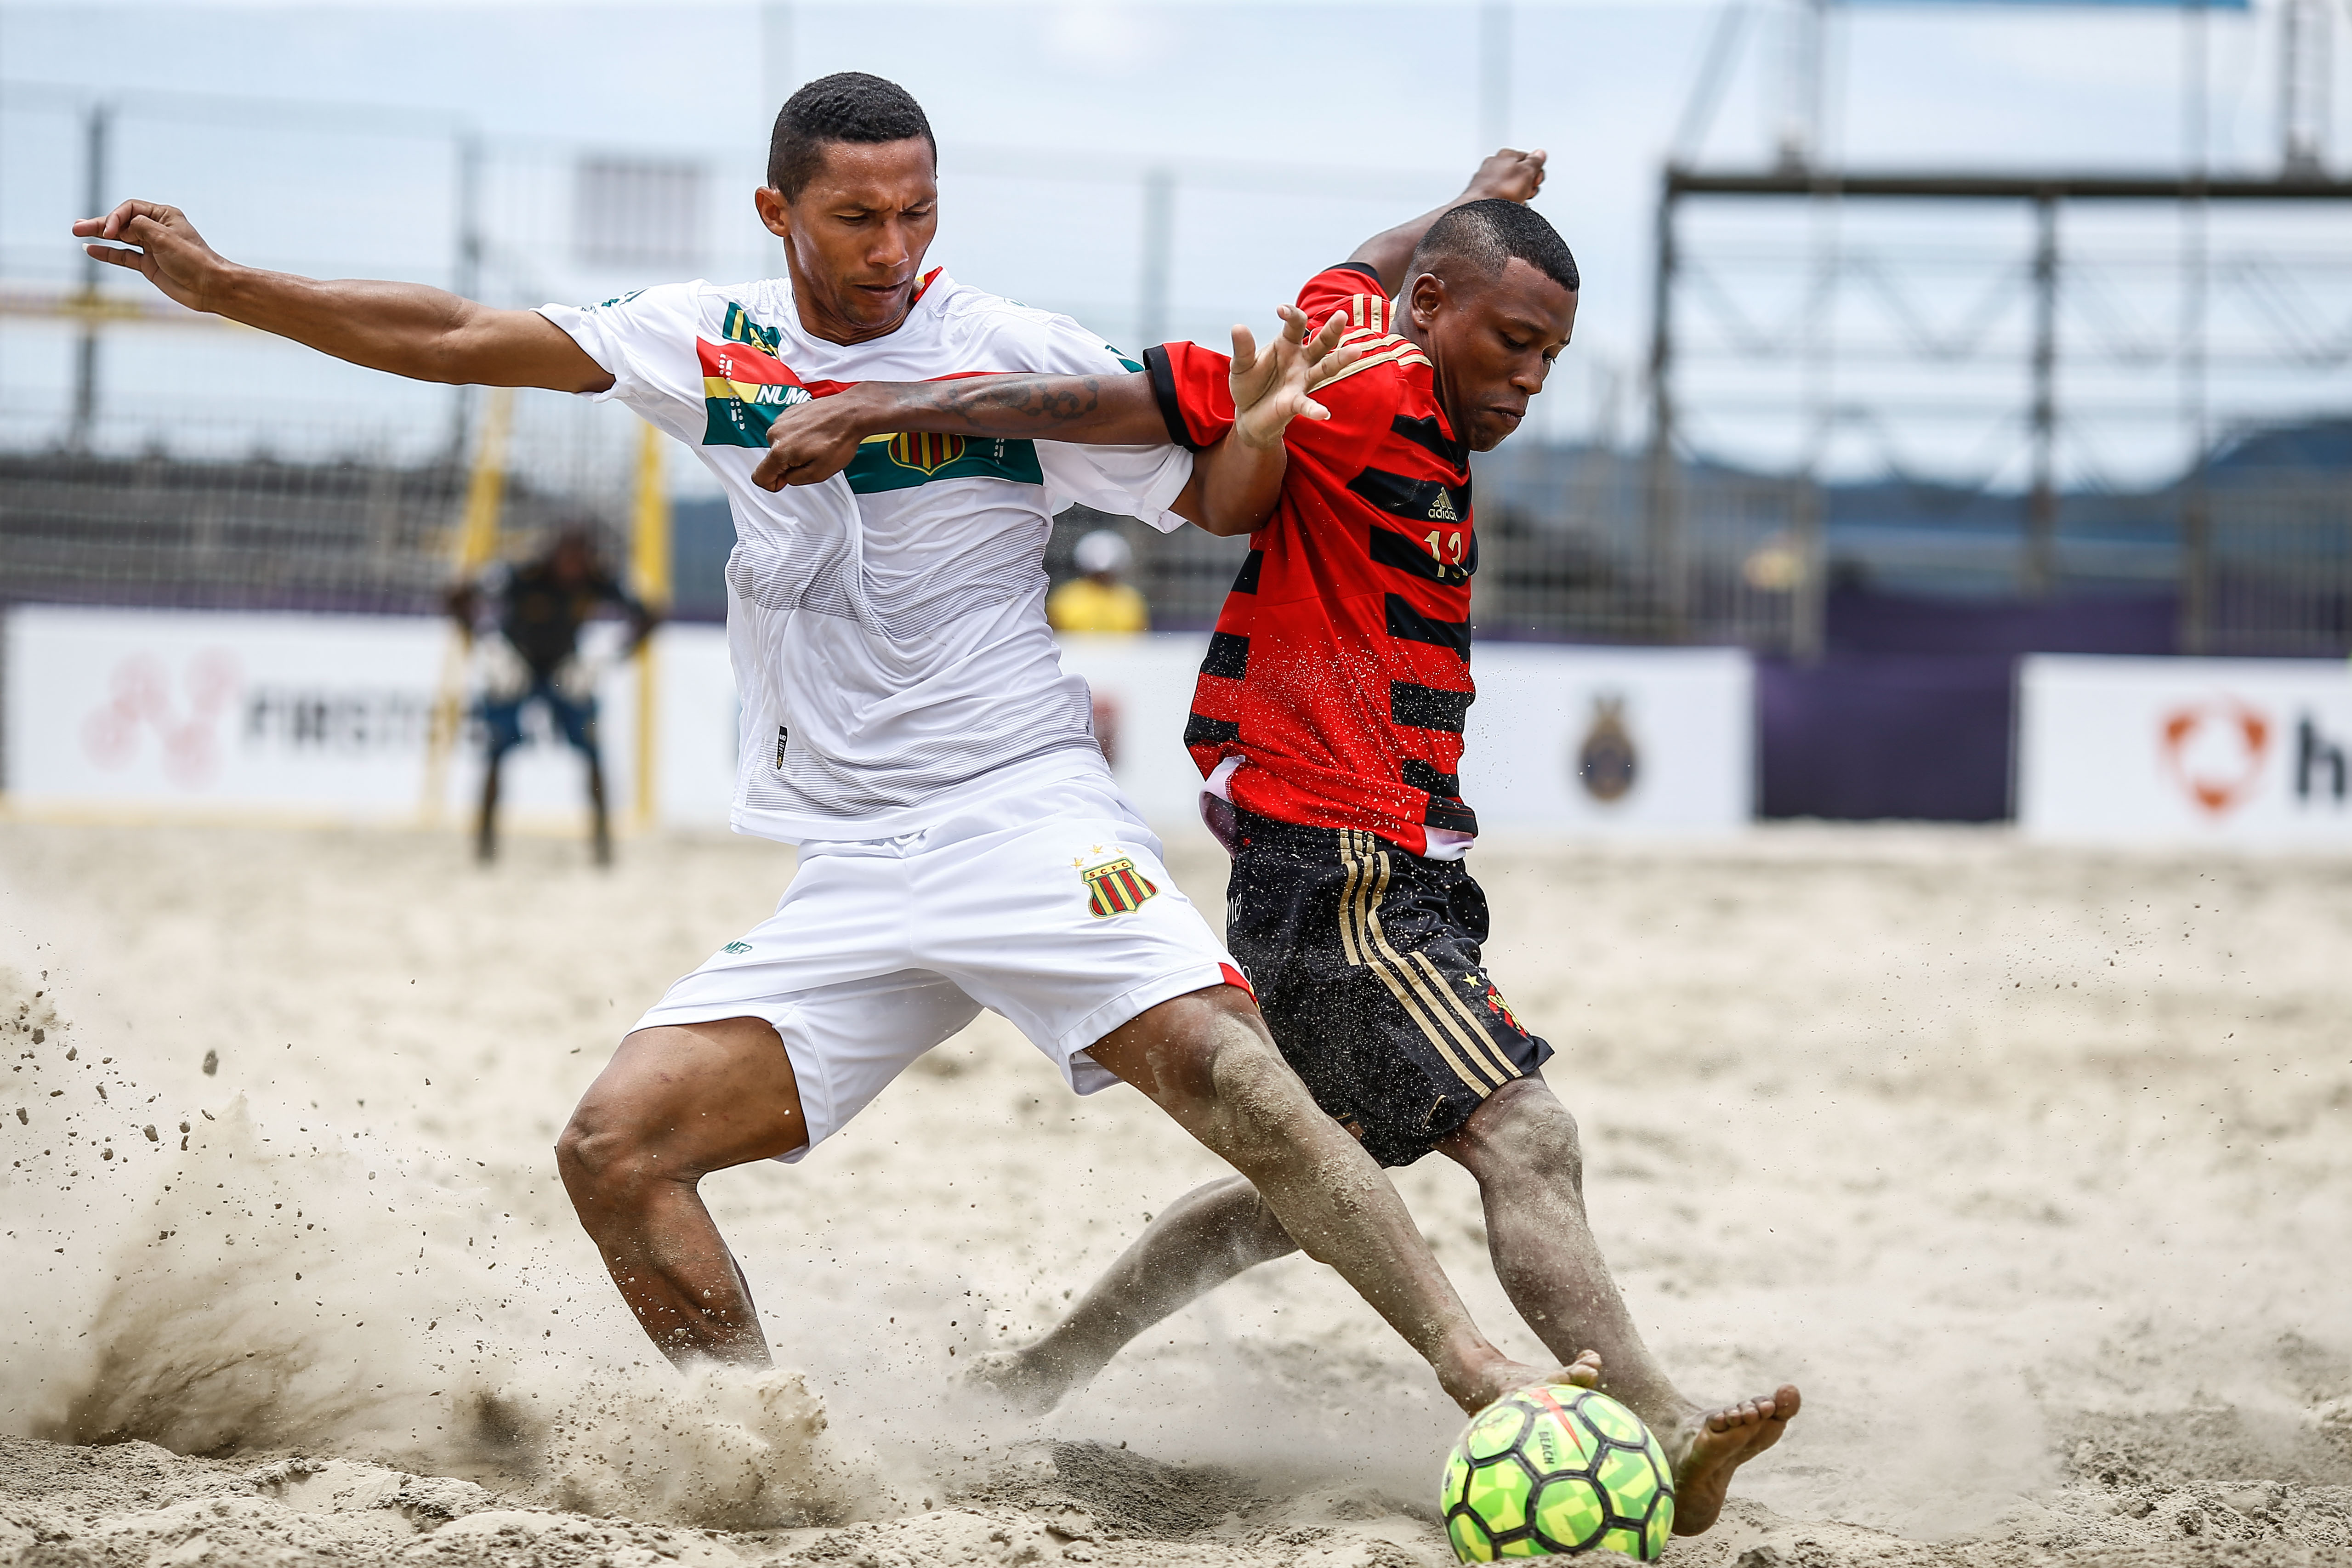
[449,524,658,867]
[1047,528,1148,634]
[1048,527,1147,765]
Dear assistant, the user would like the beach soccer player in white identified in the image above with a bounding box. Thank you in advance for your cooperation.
[75,71,1593,1416]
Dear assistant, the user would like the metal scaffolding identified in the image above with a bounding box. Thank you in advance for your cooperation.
[1647,165,2352,654]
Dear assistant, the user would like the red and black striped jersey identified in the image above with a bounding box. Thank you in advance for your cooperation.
[1144,262,1477,857]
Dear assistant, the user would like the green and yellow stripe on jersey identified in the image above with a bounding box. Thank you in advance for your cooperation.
[697,298,1046,493]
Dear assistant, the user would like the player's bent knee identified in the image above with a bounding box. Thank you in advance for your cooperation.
[555,1099,668,1215]
[1514,1100,1584,1189]
[1459,1080,1584,1189]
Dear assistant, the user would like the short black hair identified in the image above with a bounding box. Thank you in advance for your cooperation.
[1409,199,1580,295]
[767,72,936,199]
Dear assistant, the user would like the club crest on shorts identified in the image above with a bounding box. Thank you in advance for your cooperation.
[1464,972,1526,1034]
[1079,855,1159,918]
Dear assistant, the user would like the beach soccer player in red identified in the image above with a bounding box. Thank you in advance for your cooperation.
[759,151,1801,1537]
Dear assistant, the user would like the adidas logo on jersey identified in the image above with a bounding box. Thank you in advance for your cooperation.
[1427,491,1460,523]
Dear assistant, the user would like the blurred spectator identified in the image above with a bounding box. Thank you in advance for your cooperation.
[1048,528,1147,768]
[1048,528,1149,634]
[449,525,656,866]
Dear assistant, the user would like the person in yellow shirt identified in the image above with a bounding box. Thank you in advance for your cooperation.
[1048,528,1149,634]
[1049,528,1147,765]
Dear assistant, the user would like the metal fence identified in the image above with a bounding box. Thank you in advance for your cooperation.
[8,440,2350,660]
[2196,482,2352,655]
[6,97,2347,658]
[0,438,628,616]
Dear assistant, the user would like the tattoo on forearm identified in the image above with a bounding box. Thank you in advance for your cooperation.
[891,376,1107,432]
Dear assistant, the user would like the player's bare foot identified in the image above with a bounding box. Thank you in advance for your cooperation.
[1666,1383,1802,1536]
[1452,1348,1603,1415]
[960,1344,1080,1419]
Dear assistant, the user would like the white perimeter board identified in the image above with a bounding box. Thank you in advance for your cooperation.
[2018,653,2352,845]
[1059,635,1754,836]
[4,609,1756,839]
[4,605,642,828]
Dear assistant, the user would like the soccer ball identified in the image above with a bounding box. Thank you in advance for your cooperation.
[1439,1385,1675,1561]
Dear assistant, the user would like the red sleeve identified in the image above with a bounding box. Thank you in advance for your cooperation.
[1141,264,1397,454]
[1142,340,1234,450]
[1294,261,1394,337]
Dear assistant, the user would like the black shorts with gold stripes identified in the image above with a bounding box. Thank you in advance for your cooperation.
[1221,807,1551,1168]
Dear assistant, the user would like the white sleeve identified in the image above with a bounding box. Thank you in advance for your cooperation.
[535,283,708,444]
[1012,316,1195,534]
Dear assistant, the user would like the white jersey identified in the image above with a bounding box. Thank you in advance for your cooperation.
[539,269,1192,843]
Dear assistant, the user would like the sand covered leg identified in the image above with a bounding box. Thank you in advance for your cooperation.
[1438,1078,1800,1533]
[475,758,502,863]
[557,1016,811,1367]
[586,754,613,867]
[970,1173,1301,1414]
[1086,985,1573,1415]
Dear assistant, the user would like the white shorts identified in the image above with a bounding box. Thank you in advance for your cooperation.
[631,768,1245,1161]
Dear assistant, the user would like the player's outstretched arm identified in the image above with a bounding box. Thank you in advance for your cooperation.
[72,201,611,392]
[752,372,1165,492]
[1348,148,1548,296]
[752,308,1357,538]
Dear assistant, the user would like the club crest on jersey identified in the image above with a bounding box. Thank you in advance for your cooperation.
[1577,694,1638,803]
[1079,855,1159,918]
[888,432,968,474]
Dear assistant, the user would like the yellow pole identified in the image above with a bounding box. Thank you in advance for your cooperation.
[420,387,514,824]
[630,418,672,835]
[452,389,515,575]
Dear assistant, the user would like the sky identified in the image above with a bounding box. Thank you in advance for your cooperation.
[1,0,2346,490]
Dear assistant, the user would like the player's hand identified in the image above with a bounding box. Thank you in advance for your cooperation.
[1228,305,1362,452]
[753,387,880,490]
[1463,148,1547,205]
[71,201,233,313]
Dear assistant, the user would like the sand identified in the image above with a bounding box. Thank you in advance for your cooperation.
[2,818,2348,1568]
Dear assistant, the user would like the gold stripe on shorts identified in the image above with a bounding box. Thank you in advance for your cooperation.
[1335,829,1368,967]
[1354,838,1521,1088]
[1410,947,1521,1081]
[1336,830,1507,1093]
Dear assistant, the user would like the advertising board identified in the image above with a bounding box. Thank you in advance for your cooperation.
[3,605,642,830]
[2017,654,2352,845]
[5,609,1758,841]
[1060,636,1754,836]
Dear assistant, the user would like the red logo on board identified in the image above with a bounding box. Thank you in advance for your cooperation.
[2159,698,2270,817]
[82,650,242,789]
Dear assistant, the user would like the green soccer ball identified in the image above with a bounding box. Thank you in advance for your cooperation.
[1439,1385,1676,1562]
